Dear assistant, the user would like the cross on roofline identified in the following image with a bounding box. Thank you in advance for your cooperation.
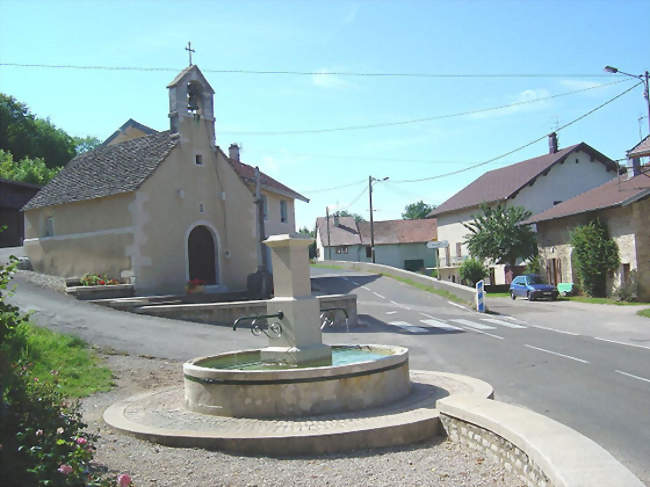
[185,41,195,66]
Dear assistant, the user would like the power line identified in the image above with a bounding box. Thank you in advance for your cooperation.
[299,179,367,194]
[219,79,631,135]
[0,62,616,79]
[391,82,642,183]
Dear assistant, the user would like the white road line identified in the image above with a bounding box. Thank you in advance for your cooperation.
[389,321,430,334]
[385,311,398,315]
[524,344,590,364]
[450,319,496,330]
[420,319,463,331]
[481,318,527,329]
[465,328,504,340]
[419,312,434,319]
[447,301,467,310]
[373,292,386,299]
[361,286,370,291]
[594,337,650,351]
[501,316,528,324]
[615,370,650,384]
[351,280,360,285]
[530,324,579,336]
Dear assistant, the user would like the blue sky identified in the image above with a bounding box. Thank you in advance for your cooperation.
[1,0,648,229]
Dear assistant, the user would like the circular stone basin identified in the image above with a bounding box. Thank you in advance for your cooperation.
[183,344,409,418]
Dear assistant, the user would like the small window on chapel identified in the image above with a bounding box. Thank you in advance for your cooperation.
[280,200,288,223]
[195,154,203,166]
[45,217,54,237]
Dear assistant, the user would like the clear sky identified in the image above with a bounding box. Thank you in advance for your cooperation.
[1,0,648,229]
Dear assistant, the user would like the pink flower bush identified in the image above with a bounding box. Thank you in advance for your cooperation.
[117,473,132,486]
[76,437,87,446]
[57,464,73,475]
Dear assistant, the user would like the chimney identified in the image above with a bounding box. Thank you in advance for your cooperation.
[548,132,558,154]
[228,143,240,162]
[333,213,340,226]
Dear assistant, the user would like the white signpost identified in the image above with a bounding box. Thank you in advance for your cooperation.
[476,280,485,313]
[426,240,449,249]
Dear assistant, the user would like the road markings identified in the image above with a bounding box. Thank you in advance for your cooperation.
[385,311,398,315]
[615,370,650,384]
[524,344,589,364]
[419,312,434,319]
[501,316,528,324]
[465,328,504,340]
[594,337,650,351]
[450,319,496,330]
[481,318,526,329]
[373,292,386,299]
[529,324,579,336]
[420,319,463,331]
[351,280,361,285]
[361,286,370,291]
[389,321,429,334]
[447,301,467,310]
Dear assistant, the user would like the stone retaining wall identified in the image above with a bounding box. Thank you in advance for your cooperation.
[441,415,551,487]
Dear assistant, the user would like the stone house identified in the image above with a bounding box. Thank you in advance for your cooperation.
[0,178,40,248]
[315,216,437,271]
[22,64,306,295]
[523,171,649,300]
[427,134,619,284]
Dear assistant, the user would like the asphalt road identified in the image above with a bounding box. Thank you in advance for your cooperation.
[8,268,650,483]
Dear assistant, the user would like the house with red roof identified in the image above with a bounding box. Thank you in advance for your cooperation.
[524,170,649,300]
[427,133,619,284]
[315,215,437,271]
[22,65,307,295]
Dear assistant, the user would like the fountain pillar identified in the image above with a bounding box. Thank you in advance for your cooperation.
[260,234,332,366]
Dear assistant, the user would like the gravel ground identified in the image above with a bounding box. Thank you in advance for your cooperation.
[15,269,67,293]
[82,353,523,487]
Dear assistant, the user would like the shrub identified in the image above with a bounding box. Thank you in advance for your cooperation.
[80,273,119,286]
[459,258,488,287]
[614,270,638,302]
[525,255,542,275]
[570,219,619,297]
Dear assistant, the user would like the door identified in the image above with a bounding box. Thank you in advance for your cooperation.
[188,225,217,284]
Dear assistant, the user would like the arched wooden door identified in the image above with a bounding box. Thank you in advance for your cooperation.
[188,225,217,284]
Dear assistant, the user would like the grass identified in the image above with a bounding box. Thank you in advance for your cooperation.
[310,262,344,271]
[558,296,650,306]
[19,323,113,397]
[486,292,511,298]
[376,271,469,306]
[636,309,650,318]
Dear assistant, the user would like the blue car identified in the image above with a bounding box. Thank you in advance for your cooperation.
[509,274,559,301]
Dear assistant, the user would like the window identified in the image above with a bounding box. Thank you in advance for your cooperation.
[456,242,462,257]
[195,154,203,166]
[199,203,205,213]
[45,217,54,237]
[365,246,372,258]
[280,200,288,223]
[336,246,348,254]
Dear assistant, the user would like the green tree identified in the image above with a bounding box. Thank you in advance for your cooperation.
[402,200,435,219]
[459,258,488,286]
[335,210,366,224]
[0,149,61,185]
[570,218,619,297]
[73,135,101,154]
[463,204,537,267]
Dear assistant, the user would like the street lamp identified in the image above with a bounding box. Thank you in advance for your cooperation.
[604,65,650,134]
[368,176,389,263]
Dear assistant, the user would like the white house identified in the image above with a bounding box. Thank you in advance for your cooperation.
[428,133,619,284]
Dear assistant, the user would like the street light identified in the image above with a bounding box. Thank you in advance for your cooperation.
[368,176,389,263]
[604,65,650,134]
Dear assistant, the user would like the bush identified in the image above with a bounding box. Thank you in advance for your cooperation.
[80,273,119,286]
[459,258,488,287]
[0,257,128,486]
[614,270,638,302]
[525,255,542,275]
[570,219,619,297]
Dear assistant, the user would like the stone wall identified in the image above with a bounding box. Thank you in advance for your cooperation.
[441,415,551,487]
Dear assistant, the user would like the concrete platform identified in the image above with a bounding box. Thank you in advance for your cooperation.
[103,370,493,455]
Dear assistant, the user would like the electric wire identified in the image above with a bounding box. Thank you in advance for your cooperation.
[220,79,631,135]
[390,82,643,183]
[0,62,617,79]
[299,179,367,194]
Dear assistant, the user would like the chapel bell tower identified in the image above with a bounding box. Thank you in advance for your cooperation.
[167,64,216,145]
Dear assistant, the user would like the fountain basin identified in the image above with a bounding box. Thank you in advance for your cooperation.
[183,344,409,418]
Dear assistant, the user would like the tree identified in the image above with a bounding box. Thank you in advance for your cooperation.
[335,210,366,224]
[570,218,619,297]
[459,258,488,287]
[0,149,60,185]
[73,135,102,154]
[463,204,537,267]
[298,226,315,238]
[402,200,435,220]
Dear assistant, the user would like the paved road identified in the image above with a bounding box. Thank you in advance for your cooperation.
[8,268,650,483]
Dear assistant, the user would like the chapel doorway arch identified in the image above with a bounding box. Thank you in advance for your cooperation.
[187,225,218,285]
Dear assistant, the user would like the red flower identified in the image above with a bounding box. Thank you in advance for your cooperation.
[98,280,105,285]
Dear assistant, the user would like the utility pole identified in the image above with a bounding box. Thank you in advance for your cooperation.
[604,66,650,135]
[255,167,268,271]
[368,175,389,264]
[326,206,331,261]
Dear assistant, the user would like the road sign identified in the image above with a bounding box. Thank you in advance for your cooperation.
[426,240,449,249]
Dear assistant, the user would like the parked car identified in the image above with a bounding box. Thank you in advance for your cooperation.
[509,274,558,301]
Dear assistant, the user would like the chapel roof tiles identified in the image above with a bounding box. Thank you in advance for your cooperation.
[428,143,617,217]
[316,216,436,247]
[23,131,177,210]
[227,156,309,203]
[627,135,650,159]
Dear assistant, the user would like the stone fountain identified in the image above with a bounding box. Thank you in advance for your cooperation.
[104,234,493,454]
